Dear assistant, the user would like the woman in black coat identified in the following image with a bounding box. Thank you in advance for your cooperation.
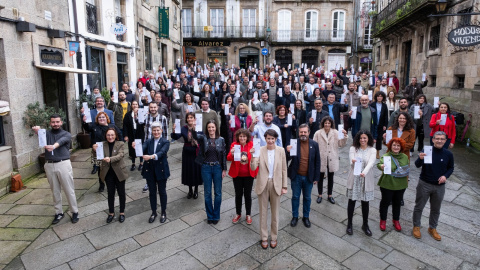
[370,91,389,158]
[123,100,146,171]
[273,105,296,148]
[193,84,217,111]
[220,95,236,153]
[293,99,307,138]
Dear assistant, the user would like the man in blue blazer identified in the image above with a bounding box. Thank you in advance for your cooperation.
[141,122,170,223]
[90,97,115,125]
[286,124,321,228]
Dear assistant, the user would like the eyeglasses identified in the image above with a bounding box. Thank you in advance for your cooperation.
[433,138,447,141]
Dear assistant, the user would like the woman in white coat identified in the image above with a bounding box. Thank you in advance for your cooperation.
[312,116,348,204]
[346,130,377,237]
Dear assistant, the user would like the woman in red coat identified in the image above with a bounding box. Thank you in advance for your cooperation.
[227,128,258,225]
[429,102,456,149]
[231,103,253,135]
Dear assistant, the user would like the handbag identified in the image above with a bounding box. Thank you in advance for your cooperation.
[390,156,410,178]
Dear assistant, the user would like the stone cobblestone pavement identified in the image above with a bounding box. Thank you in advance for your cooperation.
[1,138,480,270]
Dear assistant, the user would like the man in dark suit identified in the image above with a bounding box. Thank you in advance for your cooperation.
[89,97,115,125]
[323,93,348,130]
[141,122,170,223]
[307,98,330,138]
[403,77,428,106]
[286,124,321,228]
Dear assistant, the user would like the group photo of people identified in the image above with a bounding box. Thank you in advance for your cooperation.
[35,61,455,249]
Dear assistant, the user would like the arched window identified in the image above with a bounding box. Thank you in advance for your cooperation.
[277,10,291,41]
[332,10,346,42]
[305,10,318,41]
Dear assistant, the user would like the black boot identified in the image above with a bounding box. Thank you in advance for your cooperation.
[346,221,353,235]
[91,165,98,174]
[362,223,372,236]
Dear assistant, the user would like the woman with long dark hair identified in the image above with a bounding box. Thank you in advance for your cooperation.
[273,105,296,150]
[409,94,433,153]
[293,99,307,138]
[384,112,416,159]
[371,91,389,159]
[220,95,236,152]
[123,100,145,171]
[171,92,200,127]
[429,102,455,149]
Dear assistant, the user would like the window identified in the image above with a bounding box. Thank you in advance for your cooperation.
[182,9,192,38]
[174,6,178,28]
[429,25,441,50]
[458,7,473,27]
[364,24,372,48]
[385,45,389,60]
[210,9,224,37]
[376,46,381,59]
[144,37,152,70]
[115,0,125,42]
[243,9,256,38]
[86,0,99,35]
[430,75,437,87]
[332,10,346,41]
[277,10,291,41]
[305,11,318,41]
[419,35,424,53]
[456,75,465,89]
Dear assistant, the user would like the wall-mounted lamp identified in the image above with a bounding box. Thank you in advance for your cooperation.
[234,46,237,53]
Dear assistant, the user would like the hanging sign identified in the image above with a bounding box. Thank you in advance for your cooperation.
[158,8,169,38]
[110,23,127,36]
[447,25,480,47]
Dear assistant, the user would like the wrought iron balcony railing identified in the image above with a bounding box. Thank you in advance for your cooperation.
[270,30,353,43]
[116,16,124,41]
[182,26,265,39]
[86,2,98,35]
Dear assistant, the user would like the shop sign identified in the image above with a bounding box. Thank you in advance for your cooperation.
[186,53,196,57]
[110,23,127,36]
[183,40,231,47]
[208,53,227,57]
[40,47,64,66]
[158,8,169,38]
[448,25,480,47]
[360,57,372,63]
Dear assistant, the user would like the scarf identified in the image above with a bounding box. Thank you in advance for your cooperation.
[238,112,248,128]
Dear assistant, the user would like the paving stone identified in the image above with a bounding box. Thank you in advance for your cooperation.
[341,229,393,259]
[21,234,95,270]
[50,264,70,270]
[145,250,208,270]
[78,195,132,217]
[284,223,359,262]
[22,229,60,254]
[441,189,461,202]
[0,190,32,204]
[69,238,140,270]
[76,192,107,207]
[165,194,207,220]
[286,242,343,270]
[211,253,259,270]
[309,201,347,223]
[90,260,124,270]
[257,251,303,270]
[244,230,299,263]
[181,209,207,226]
[296,265,314,270]
[73,179,97,190]
[0,215,16,227]
[0,228,43,241]
[22,178,50,189]
[118,222,218,270]
[439,212,480,235]
[52,211,107,240]
[383,250,426,270]
[342,251,389,270]
[308,210,349,237]
[114,196,151,217]
[0,241,30,265]
[187,225,259,268]
[457,262,480,270]
[6,205,55,216]
[133,219,189,246]
[7,216,52,229]
[84,210,161,249]
[381,231,463,269]
[452,193,480,211]
[3,256,24,270]
[0,204,14,215]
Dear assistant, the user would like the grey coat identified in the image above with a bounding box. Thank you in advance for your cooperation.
[409,103,433,136]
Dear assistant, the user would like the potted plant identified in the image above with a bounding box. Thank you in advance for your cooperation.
[74,93,94,149]
[23,102,66,170]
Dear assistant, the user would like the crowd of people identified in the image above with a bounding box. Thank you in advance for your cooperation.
[34,62,456,249]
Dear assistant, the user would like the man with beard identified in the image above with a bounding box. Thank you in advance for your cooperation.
[249,111,282,147]
[286,124,320,228]
[374,78,395,96]
[388,97,414,128]
[344,82,361,132]
[32,115,79,224]
[195,97,219,133]
[350,95,378,140]
[307,99,330,138]
[403,77,428,106]
[108,90,131,135]
[323,93,348,130]
[268,78,277,104]
[275,85,296,110]
[254,92,276,116]
[121,83,135,103]
[360,73,371,91]
[152,93,170,120]
[171,81,185,123]
[223,84,246,107]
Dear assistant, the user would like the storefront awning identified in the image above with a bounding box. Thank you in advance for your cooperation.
[35,65,98,74]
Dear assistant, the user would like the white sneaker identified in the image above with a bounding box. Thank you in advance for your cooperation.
[142,184,149,193]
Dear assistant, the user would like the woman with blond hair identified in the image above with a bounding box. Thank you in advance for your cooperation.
[232,102,253,134]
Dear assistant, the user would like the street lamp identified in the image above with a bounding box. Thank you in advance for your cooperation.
[429,0,480,17]
[435,0,447,13]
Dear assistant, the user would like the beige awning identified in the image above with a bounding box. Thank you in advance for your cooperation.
[35,65,98,74]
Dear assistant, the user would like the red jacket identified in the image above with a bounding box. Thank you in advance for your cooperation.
[227,141,258,178]
[429,112,456,144]
[231,115,253,135]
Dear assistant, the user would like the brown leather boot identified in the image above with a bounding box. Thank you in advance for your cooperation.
[412,226,421,239]
[428,228,441,241]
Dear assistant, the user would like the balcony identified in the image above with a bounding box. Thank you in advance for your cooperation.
[182,26,265,39]
[86,2,98,35]
[373,0,436,37]
[270,30,353,44]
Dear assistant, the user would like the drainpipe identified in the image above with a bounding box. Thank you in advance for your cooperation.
[72,0,84,95]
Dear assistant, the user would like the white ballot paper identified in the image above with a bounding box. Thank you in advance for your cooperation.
[383,72,387,78]
[358,86,363,95]
[175,119,181,134]
[234,145,241,161]
[137,108,145,124]
[368,90,373,101]
[113,91,118,103]
[386,130,392,144]
[253,138,261,158]
[112,82,116,92]
[351,107,357,120]
[85,85,91,95]
[195,114,203,131]
[369,76,373,86]
[343,85,348,92]
[353,158,363,176]
[340,94,346,105]
[230,117,235,128]
[383,156,392,175]
[224,104,229,116]
[290,139,297,156]
[338,125,345,139]
[278,88,283,97]
[434,97,439,108]
[422,73,427,82]
[311,109,317,122]
[83,102,92,123]
[287,113,293,126]
[174,89,179,99]
[187,105,194,113]
[256,111,263,124]
[440,114,447,125]
[389,78,393,86]
[38,129,47,147]
[96,142,104,160]
[414,106,421,119]
[424,146,433,164]
[135,139,143,157]
[290,104,294,113]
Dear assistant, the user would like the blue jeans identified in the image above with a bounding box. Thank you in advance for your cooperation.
[291,175,313,218]
[202,164,223,221]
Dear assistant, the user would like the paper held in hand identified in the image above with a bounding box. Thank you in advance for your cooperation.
[422,73,427,82]
[137,108,145,124]
[414,106,421,119]
[338,125,344,139]
[256,111,263,124]
[340,94,346,105]
[440,114,447,125]
[311,110,317,122]
[175,119,181,133]
[290,104,294,113]
[287,114,293,126]
[224,104,229,116]
[113,91,118,103]
[96,142,104,160]
[253,138,260,157]
[386,130,392,144]
[424,146,433,164]
[195,114,203,131]
[350,107,357,120]
[234,145,241,161]
[368,90,373,101]
[83,102,92,123]
[434,97,439,108]
[135,139,143,157]
[230,117,235,128]
[383,156,392,174]
[353,158,363,176]
[278,88,283,97]
[290,139,297,156]
[173,89,179,99]
[38,129,47,147]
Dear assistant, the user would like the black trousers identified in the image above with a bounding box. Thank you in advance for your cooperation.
[347,199,370,225]
[318,168,334,196]
[411,126,425,152]
[376,126,384,151]
[379,187,406,220]
[147,175,167,214]
[98,170,104,189]
[105,169,126,213]
[233,176,254,215]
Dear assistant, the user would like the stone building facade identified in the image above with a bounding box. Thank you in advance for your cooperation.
[373,0,480,147]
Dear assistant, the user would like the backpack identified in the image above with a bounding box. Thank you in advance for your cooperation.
[10,173,25,192]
